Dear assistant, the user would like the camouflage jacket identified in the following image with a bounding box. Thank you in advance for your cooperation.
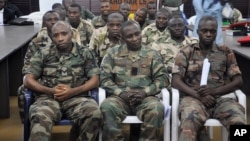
[89,26,123,65]
[23,42,99,89]
[100,44,169,96]
[141,23,170,46]
[36,27,82,45]
[172,43,241,89]
[151,36,198,68]
[91,15,106,29]
[73,19,94,46]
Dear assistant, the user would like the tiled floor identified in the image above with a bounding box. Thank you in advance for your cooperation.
[0,96,249,141]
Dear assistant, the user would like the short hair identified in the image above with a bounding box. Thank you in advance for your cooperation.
[137,7,147,14]
[51,21,72,34]
[198,15,218,29]
[107,12,124,22]
[52,3,63,9]
[147,1,156,7]
[119,2,130,9]
[68,3,82,11]
[42,10,60,21]
[157,8,172,18]
[120,20,140,36]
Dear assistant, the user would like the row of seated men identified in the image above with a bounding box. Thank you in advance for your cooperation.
[17,1,246,141]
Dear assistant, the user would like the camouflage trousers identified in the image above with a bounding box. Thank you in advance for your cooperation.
[17,85,27,123]
[29,95,103,141]
[178,96,246,141]
[100,95,164,141]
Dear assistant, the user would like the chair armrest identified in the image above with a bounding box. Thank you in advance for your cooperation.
[24,90,33,116]
[171,88,180,141]
[98,87,106,105]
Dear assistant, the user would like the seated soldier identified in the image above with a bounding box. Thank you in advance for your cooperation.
[17,10,81,123]
[172,15,246,141]
[89,12,124,65]
[67,3,94,46]
[23,21,102,140]
[100,20,169,140]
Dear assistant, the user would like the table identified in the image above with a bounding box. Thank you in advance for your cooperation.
[0,24,41,118]
[223,33,250,95]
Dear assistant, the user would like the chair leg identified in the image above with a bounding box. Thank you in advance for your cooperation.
[208,126,213,140]
[222,126,228,141]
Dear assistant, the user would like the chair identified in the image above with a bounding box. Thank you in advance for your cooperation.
[171,88,247,141]
[98,88,171,141]
[23,87,104,141]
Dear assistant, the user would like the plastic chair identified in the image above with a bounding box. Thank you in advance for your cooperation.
[23,87,104,141]
[98,88,171,141]
[171,88,247,141]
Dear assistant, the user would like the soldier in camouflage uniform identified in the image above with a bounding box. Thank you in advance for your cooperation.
[67,3,94,46]
[118,2,131,22]
[23,21,102,141]
[151,15,198,73]
[91,0,110,29]
[134,7,148,30]
[17,10,81,123]
[172,16,246,141]
[89,12,124,66]
[141,8,172,46]
[62,0,95,20]
[144,1,157,27]
[100,21,169,141]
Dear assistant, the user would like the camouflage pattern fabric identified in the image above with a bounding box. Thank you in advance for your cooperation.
[89,26,123,65]
[178,96,246,141]
[81,8,95,20]
[100,44,168,140]
[101,95,164,141]
[37,27,82,45]
[29,95,102,141]
[151,36,198,69]
[23,42,99,88]
[172,43,246,141]
[73,19,94,46]
[23,42,101,140]
[172,43,242,91]
[91,15,106,29]
[17,28,81,123]
[141,23,170,46]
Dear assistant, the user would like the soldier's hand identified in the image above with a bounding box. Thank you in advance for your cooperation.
[198,85,214,97]
[200,95,216,108]
[119,91,131,104]
[54,84,71,101]
[128,89,146,106]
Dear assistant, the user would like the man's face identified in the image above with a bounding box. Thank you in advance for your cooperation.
[107,18,123,37]
[134,10,147,24]
[0,0,5,10]
[44,13,60,31]
[168,18,186,38]
[67,6,81,24]
[119,4,130,19]
[155,12,169,30]
[122,24,142,50]
[52,23,73,50]
[147,3,156,17]
[100,2,110,16]
[197,20,217,46]
[63,0,73,10]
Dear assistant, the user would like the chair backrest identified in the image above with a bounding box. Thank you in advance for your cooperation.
[39,0,62,12]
